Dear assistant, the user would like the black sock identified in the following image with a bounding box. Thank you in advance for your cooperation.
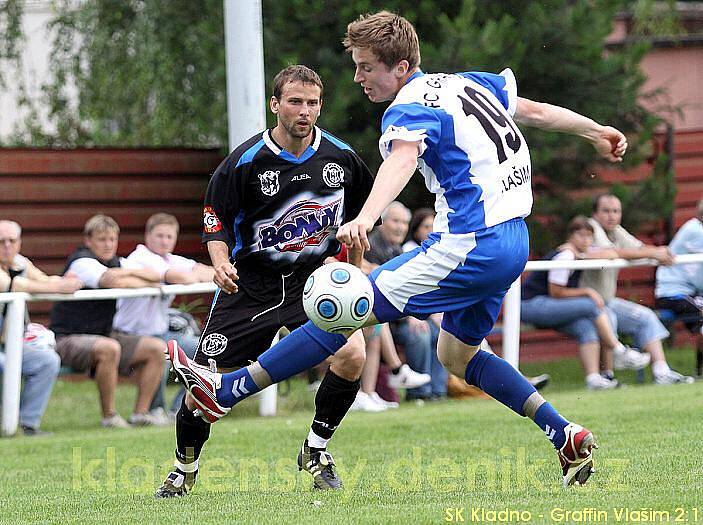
[175,397,211,468]
[310,370,360,441]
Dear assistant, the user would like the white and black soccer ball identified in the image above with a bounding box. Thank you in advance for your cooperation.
[302,262,374,333]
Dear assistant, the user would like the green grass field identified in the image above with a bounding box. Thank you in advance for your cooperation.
[3,348,702,525]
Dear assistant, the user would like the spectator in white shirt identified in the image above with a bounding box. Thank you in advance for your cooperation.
[49,214,168,428]
[114,213,214,416]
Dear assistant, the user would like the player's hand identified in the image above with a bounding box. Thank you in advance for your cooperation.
[593,126,627,163]
[337,216,375,252]
[214,262,239,294]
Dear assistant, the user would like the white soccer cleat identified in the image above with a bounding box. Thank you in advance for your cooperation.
[166,340,230,423]
[558,423,597,487]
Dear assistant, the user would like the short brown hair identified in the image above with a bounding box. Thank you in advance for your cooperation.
[83,214,119,237]
[566,215,594,236]
[272,65,323,100]
[145,213,179,235]
[343,11,421,70]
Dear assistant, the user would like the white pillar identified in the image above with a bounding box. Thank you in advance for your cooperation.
[224,0,266,150]
[2,295,26,436]
[502,277,521,370]
[257,331,279,417]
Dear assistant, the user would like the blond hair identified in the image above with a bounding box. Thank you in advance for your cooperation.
[343,11,421,70]
[145,213,180,235]
[83,214,119,237]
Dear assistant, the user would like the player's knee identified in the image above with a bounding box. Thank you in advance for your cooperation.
[437,343,477,377]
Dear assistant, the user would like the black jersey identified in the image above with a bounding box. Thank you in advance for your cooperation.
[202,126,374,275]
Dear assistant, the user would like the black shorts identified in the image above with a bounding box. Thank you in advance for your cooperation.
[194,265,314,369]
[655,296,703,333]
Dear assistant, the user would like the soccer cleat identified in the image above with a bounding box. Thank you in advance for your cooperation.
[297,441,342,490]
[387,364,431,389]
[154,470,195,499]
[558,423,597,487]
[166,340,230,422]
[613,345,651,371]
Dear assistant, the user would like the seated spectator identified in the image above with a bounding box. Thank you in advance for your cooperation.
[113,213,214,419]
[49,214,168,428]
[521,216,650,390]
[582,194,694,384]
[0,220,83,435]
[351,202,431,411]
[655,199,703,370]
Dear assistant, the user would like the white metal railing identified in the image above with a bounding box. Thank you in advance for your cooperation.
[0,282,277,436]
[501,253,703,369]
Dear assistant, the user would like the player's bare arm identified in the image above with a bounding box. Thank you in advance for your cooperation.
[337,139,419,251]
[514,97,627,162]
[207,239,238,294]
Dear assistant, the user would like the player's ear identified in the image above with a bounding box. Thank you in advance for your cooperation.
[395,60,410,78]
[270,96,279,114]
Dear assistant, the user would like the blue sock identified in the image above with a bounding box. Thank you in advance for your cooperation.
[464,350,536,415]
[216,321,348,407]
[533,403,569,449]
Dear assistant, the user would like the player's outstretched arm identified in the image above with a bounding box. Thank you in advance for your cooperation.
[514,97,627,162]
[337,139,419,251]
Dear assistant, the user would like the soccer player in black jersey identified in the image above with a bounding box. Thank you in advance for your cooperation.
[155,65,374,497]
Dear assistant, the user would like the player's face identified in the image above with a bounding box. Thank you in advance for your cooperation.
[351,47,406,103]
[271,80,322,140]
[593,196,622,232]
[381,207,410,246]
[85,229,118,262]
[569,228,594,253]
[146,224,178,256]
[0,223,21,266]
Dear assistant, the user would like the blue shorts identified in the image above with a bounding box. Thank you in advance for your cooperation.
[369,218,529,346]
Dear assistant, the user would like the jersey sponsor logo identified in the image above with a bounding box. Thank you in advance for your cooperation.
[200,333,228,356]
[322,163,344,188]
[258,198,341,253]
[258,170,281,196]
[291,173,311,181]
[203,206,223,233]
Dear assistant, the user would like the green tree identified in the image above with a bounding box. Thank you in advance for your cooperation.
[2,0,680,250]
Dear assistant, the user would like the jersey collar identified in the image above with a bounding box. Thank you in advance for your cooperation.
[405,69,424,85]
[262,126,322,164]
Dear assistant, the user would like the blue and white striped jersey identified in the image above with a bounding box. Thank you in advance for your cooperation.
[379,69,532,233]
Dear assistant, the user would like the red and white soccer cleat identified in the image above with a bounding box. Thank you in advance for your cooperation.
[558,423,598,487]
[167,340,230,423]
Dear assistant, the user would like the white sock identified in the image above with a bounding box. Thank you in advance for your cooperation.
[652,360,670,378]
[307,430,329,449]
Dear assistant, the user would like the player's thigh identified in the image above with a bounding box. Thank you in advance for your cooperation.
[195,288,281,369]
[441,293,506,347]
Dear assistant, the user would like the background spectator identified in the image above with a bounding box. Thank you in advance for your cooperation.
[581,194,694,384]
[49,214,168,428]
[655,199,703,374]
[521,216,649,390]
[113,213,214,420]
[0,220,82,435]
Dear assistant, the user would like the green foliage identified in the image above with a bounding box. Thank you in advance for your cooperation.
[0,0,24,89]
[4,0,680,250]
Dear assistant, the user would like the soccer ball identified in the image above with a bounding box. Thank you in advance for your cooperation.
[302,262,374,333]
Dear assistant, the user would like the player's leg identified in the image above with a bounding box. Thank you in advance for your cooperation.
[157,289,279,498]
[440,301,596,486]
[298,330,366,490]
